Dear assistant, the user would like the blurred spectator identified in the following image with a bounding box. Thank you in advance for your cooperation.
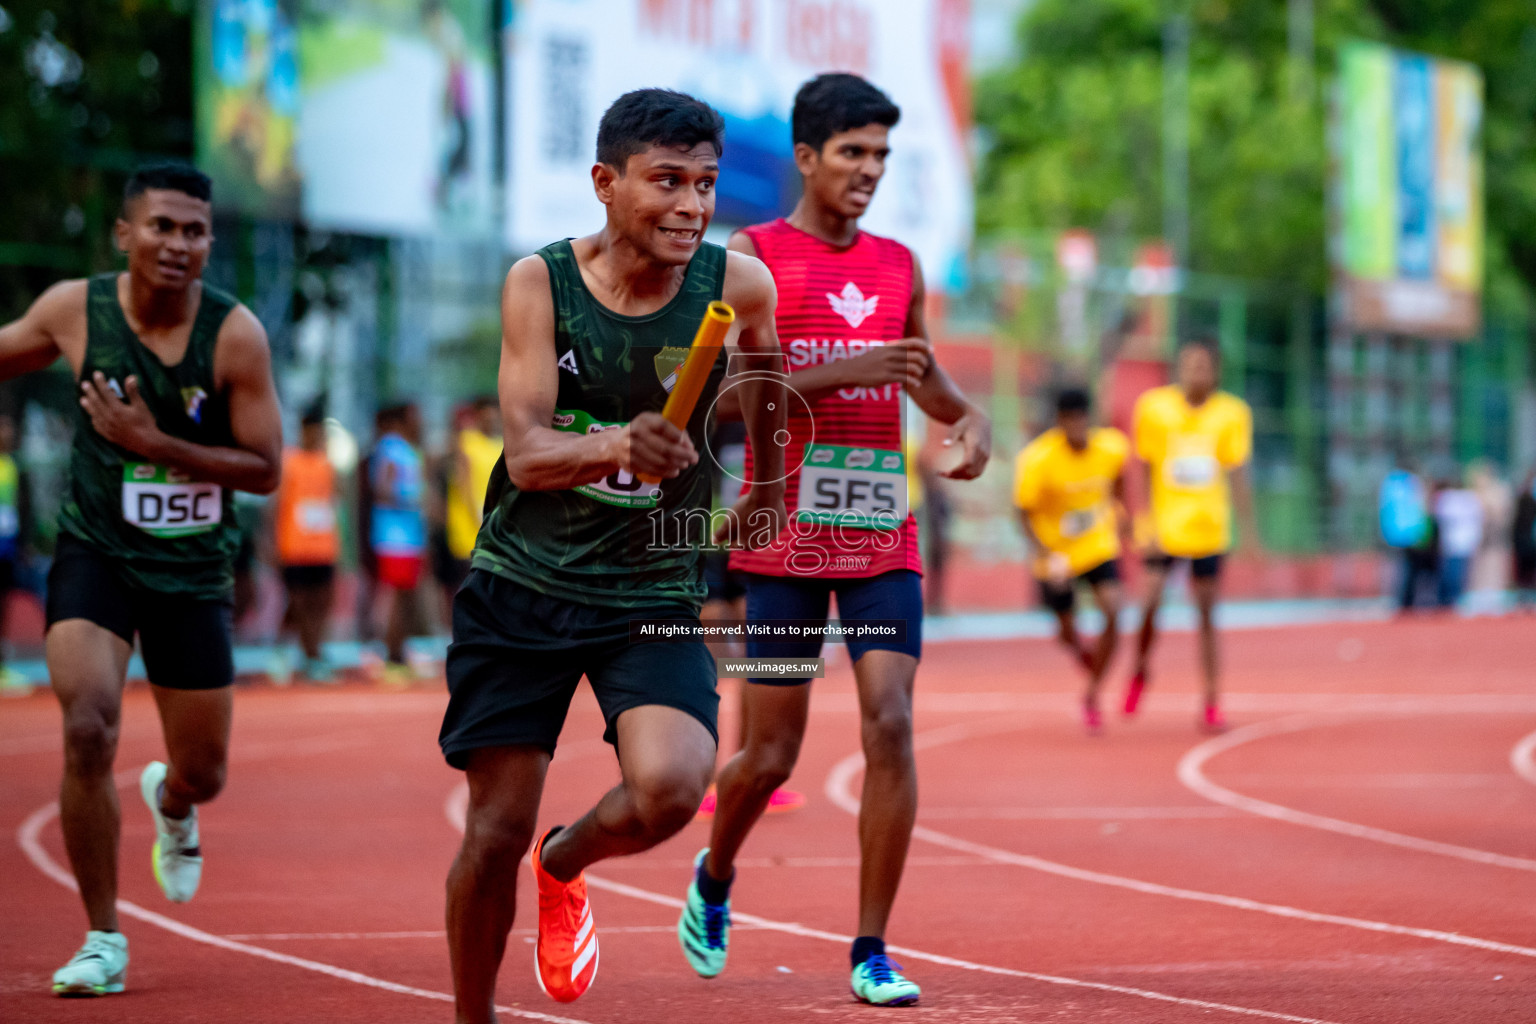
[274,405,340,682]
[370,403,429,682]
[439,396,501,609]
[908,429,951,617]
[0,414,29,693]
[1468,460,1512,595]
[1379,462,1435,611]
[1513,468,1536,611]
[1433,474,1484,610]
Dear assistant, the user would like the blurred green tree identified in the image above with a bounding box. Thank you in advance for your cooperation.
[976,0,1535,304]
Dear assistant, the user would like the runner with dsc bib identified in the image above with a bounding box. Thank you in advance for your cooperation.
[677,74,991,1007]
[0,164,282,997]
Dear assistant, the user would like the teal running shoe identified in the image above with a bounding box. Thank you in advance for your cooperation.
[677,849,730,978]
[851,954,921,1006]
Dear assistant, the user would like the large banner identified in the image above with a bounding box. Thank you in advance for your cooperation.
[1336,41,1483,338]
[197,0,304,219]
[296,0,497,235]
[504,0,973,289]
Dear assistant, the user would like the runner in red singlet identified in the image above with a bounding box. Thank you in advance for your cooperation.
[675,73,990,1006]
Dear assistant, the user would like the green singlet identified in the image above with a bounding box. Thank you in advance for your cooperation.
[56,274,240,599]
[471,239,728,609]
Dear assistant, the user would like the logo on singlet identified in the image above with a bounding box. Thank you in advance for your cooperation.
[557,350,579,375]
[182,386,208,424]
[827,282,879,328]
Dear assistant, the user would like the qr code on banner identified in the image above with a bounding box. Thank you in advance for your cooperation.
[543,37,588,163]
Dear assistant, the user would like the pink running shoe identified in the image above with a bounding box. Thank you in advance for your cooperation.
[1123,672,1148,716]
[695,788,718,818]
[765,788,805,814]
[1083,703,1105,736]
[1202,703,1228,734]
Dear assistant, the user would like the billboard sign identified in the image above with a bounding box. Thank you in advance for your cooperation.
[1335,41,1483,338]
[196,0,303,219]
[295,0,497,236]
[504,0,973,289]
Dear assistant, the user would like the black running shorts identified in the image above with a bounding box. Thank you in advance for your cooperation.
[46,533,235,690]
[1144,552,1224,580]
[439,569,719,769]
[1038,558,1121,615]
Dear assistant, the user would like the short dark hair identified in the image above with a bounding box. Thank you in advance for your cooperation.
[1055,387,1091,415]
[1179,336,1221,363]
[792,73,901,152]
[123,163,212,211]
[596,89,724,170]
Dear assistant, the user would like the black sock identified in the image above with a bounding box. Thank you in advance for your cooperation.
[695,856,734,905]
[850,935,885,968]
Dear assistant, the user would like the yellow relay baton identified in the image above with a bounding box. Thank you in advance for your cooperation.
[638,300,735,484]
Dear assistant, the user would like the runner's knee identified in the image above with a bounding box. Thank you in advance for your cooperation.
[628,766,710,838]
[463,806,537,870]
[170,760,226,803]
[61,700,120,777]
[860,702,914,764]
[741,734,802,791]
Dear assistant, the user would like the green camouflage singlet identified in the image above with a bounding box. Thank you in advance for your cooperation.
[471,239,728,609]
[56,274,241,599]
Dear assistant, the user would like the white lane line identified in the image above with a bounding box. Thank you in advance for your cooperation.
[1178,711,1536,872]
[810,692,1536,716]
[221,925,754,941]
[827,721,1536,962]
[1218,773,1510,789]
[16,768,592,1024]
[919,806,1235,821]
[1511,729,1536,787]
[443,783,1344,1024]
[596,854,994,869]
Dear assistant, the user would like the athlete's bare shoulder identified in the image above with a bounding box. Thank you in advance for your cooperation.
[722,248,775,317]
[725,229,760,258]
[212,301,275,391]
[502,252,553,305]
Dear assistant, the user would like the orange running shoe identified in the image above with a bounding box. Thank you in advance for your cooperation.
[531,828,597,1002]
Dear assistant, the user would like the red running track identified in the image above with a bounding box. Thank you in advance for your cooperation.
[3,615,1534,1022]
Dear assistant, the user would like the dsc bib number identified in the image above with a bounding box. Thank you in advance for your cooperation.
[122,464,223,538]
[795,444,907,530]
[553,409,663,510]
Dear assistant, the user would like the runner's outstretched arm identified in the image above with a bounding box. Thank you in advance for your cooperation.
[0,280,81,379]
[901,256,990,480]
[498,255,696,490]
[77,304,282,494]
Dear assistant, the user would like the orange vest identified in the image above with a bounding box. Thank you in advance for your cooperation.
[276,448,339,566]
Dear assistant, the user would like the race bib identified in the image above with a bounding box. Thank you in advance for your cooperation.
[1167,455,1219,488]
[795,444,907,530]
[1164,434,1220,489]
[553,409,662,510]
[122,464,222,538]
[1059,507,1100,539]
[297,499,335,534]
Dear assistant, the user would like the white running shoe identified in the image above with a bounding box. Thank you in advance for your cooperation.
[140,761,202,903]
[52,930,128,996]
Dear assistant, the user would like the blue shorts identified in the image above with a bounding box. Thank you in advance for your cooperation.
[743,569,922,685]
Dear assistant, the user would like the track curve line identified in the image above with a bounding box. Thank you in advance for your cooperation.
[1178,712,1536,871]
[442,781,1346,1024]
[16,766,591,1024]
[1510,729,1536,787]
[826,721,1536,962]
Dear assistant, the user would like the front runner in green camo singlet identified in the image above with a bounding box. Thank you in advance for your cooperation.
[57,274,240,599]
[471,238,727,609]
